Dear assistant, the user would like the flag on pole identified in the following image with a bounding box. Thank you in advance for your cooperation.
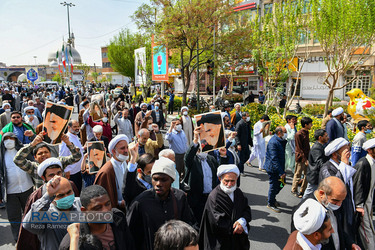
[69,46,74,73]
[62,43,66,72]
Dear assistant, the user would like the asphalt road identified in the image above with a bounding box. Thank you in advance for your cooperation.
[0,109,302,249]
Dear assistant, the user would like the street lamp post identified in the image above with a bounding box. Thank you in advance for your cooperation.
[60,2,75,42]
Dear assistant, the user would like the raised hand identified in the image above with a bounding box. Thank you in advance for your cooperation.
[47,176,62,197]
[31,132,44,146]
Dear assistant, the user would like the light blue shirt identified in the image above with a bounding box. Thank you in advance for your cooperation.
[165,130,188,154]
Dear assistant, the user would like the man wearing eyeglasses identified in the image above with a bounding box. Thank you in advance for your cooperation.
[0,111,35,143]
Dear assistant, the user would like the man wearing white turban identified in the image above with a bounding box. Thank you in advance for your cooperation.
[199,164,252,250]
[326,107,345,143]
[94,134,129,211]
[285,198,333,250]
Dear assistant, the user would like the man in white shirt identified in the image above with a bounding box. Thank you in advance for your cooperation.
[114,108,134,141]
[0,132,34,242]
[59,120,84,193]
[248,115,270,171]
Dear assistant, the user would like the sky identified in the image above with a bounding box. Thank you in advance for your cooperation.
[0,0,148,67]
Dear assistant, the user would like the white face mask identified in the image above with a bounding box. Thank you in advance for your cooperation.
[4,139,15,149]
[116,151,129,162]
[175,124,182,131]
[102,117,108,123]
[220,182,237,194]
[323,193,341,211]
[183,111,188,116]
[5,109,11,113]
[148,124,153,131]
[246,117,250,122]
[282,133,287,140]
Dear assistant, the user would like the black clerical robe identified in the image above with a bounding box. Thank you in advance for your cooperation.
[199,185,252,250]
[126,188,196,250]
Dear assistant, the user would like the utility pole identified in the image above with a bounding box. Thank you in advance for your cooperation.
[60,2,75,42]
[213,25,216,103]
[197,39,200,113]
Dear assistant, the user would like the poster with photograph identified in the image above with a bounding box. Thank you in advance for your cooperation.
[135,47,147,87]
[42,101,73,144]
[90,102,104,122]
[194,111,225,152]
[87,141,106,174]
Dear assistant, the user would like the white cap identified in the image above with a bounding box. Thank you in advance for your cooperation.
[38,157,62,177]
[217,164,240,178]
[332,107,344,117]
[324,138,349,156]
[151,157,176,180]
[108,134,129,154]
[293,198,326,235]
[93,125,103,133]
[363,138,375,151]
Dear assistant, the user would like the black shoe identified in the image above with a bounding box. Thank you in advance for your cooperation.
[297,192,304,198]
[275,201,280,208]
[267,204,281,213]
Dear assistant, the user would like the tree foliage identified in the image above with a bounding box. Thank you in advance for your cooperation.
[107,29,152,93]
[309,0,375,116]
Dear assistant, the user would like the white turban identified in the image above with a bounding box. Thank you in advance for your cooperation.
[235,103,241,108]
[363,138,375,151]
[108,134,129,154]
[217,164,240,178]
[4,88,9,91]
[221,112,229,119]
[38,157,62,177]
[181,106,189,112]
[332,107,344,117]
[2,103,10,109]
[324,137,349,156]
[93,125,103,133]
[24,106,35,113]
[293,198,326,235]
[140,103,147,108]
[151,157,176,181]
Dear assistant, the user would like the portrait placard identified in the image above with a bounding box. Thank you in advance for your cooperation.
[42,101,73,144]
[89,102,104,122]
[86,141,106,174]
[194,111,225,152]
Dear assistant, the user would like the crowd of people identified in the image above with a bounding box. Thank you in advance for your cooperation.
[0,82,373,250]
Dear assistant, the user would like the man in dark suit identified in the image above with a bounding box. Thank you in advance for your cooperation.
[326,107,345,143]
[291,176,359,250]
[184,127,219,224]
[129,100,140,131]
[235,111,253,177]
[151,102,166,130]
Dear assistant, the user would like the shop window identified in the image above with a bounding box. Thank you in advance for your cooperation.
[345,72,371,96]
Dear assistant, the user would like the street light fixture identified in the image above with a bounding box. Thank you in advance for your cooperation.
[60,2,75,42]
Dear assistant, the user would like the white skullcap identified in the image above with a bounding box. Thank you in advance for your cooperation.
[4,88,9,91]
[363,138,375,151]
[181,106,189,112]
[217,164,240,178]
[2,103,10,109]
[151,157,176,181]
[332,107,344,117]
[24,106,35,112]
[93,125,103,133]
[293,198,326,235]
[108,134,129,154]
[221,112,229,119]
[235,103,241,108]
[155,102,160,106]
[140,103,147,108]
[38,157,62,177]
[324,137,349,156]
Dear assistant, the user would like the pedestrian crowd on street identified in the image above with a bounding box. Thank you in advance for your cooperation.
[0,81,373,250]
